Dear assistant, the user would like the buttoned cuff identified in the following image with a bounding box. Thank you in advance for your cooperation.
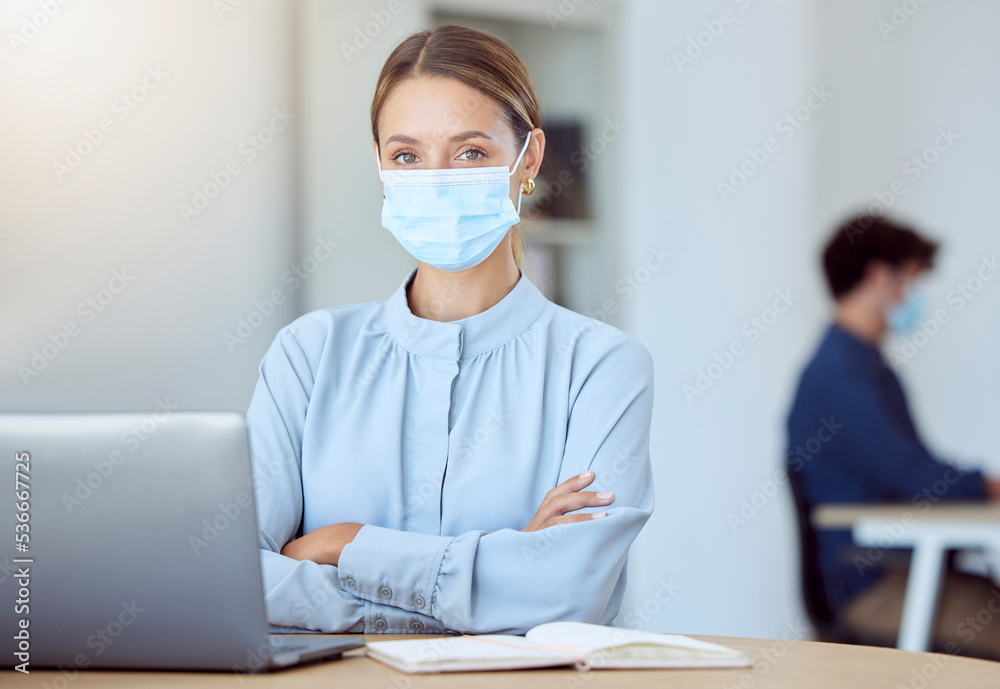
[337,524,452,615]
[362,599,459,634]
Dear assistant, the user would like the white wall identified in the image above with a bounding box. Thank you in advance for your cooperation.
[294,0,424,314]
[0,0,297,413]
[814,0,1000,469]
[619,0,1000,640]
[618,0,823,639]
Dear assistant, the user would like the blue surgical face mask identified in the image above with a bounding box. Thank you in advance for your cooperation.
[376,133,531,272]
[887,282,927,335]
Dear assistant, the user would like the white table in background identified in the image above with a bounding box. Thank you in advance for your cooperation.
[813,502,1000,653]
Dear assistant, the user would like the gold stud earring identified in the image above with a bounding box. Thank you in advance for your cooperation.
[521,177,535,195]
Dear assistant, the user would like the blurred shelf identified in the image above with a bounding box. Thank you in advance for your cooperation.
[426,0,620,321]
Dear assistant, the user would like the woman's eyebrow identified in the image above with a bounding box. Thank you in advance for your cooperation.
[449,130,495,143]
[383,134,420,146]
[383,130,495,147]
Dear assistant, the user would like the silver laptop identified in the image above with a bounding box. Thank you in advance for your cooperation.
[0,411,364,672]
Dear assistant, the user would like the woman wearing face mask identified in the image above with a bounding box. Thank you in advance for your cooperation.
[246,24,655,635]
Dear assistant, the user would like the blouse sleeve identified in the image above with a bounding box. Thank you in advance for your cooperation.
[248,326,421,632]
[335,332,656,634]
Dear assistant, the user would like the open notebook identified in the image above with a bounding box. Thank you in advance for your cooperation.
[365,621,752,673]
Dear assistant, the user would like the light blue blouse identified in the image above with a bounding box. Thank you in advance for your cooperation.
[246,266,655,635]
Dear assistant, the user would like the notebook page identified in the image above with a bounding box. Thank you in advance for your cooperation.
[525,622,747,659]
[365,634,581,669]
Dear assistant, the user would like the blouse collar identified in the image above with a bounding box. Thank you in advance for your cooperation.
[385,266,549,360]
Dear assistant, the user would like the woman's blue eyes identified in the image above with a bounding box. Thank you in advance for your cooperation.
[391,147,487,165]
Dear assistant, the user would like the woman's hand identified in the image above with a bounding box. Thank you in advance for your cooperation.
[280,522,364,566]
[521,470,612,532]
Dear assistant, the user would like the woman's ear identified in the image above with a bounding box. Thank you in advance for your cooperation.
[523,128,546,179]
[373,139,384,193]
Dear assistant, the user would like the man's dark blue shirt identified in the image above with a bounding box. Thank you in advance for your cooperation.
[785,322,987,617]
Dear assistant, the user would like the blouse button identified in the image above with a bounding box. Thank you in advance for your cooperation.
[373,618,388,631]
[378,586,393,599]
[409,620,425,631]
[345,577,357,590]
[412,595,425,608]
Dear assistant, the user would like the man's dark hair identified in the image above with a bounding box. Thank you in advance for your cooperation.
[821,213,939,299]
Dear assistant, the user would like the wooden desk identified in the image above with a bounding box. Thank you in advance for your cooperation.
[4,632,998,687]
[813,502,1000,653]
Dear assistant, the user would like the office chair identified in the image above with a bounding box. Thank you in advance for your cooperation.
[786,467,896,646]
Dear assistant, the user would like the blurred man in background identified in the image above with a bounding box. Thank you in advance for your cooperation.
[786,213,1000,659]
